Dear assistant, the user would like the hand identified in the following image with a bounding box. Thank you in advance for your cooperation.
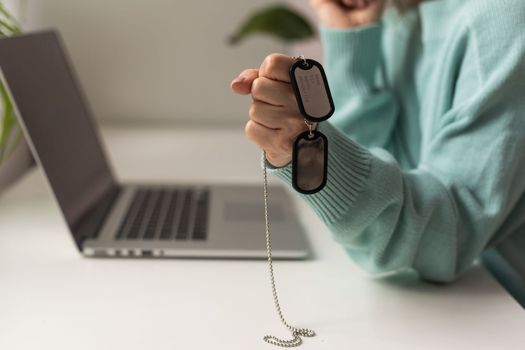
[310,0,387,28]
[230,54,307,167]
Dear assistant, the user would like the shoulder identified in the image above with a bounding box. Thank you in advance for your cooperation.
[463,0,525,45]
[463,0,525,23]
[418,0,525,45]
[461,0,525,81]
[464,0,524,31]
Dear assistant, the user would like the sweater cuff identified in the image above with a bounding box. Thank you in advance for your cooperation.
[267,122,371,225]
[320,24,383,95]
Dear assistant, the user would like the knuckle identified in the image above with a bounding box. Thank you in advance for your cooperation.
[261,53,281,75]
[244,121,256,140]
[248,102,258,120]
[251,77,262,97]
[265,53,279,68]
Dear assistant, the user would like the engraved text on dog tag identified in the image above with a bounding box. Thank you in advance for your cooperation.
[290,59,334,122]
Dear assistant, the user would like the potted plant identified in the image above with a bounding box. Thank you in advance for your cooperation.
[229,5,315,45]
[228,3,323,76]
[0,2,32,193]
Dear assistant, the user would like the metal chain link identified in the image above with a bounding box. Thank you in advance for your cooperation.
[262,151,316,347]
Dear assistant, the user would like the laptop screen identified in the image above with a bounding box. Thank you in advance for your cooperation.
[0,31,117,239]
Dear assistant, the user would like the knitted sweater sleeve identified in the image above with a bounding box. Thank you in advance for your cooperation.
[268,13,525,282]
[320,25,399,149]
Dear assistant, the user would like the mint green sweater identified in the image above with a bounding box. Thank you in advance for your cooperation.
[270,0,525,282]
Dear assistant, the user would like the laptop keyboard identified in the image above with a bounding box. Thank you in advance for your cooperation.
[116,187,209,241]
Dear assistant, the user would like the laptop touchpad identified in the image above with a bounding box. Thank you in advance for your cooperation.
[224,202,284,221]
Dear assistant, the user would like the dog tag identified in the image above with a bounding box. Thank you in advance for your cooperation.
[292,130,328,194]
[290,58,334,122]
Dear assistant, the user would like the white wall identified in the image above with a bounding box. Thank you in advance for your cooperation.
[287,0,323,62]
[23,0,287,126]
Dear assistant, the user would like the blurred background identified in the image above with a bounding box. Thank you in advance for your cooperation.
[18,0,321,126]
[1,0,524,313]
[0,0,321,193]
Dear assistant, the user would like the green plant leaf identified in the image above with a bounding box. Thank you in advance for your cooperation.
[229,5,315,45]
[0,3,21,28]
[0,3,21,35]
[0,81,15,162]
[4,124,21,159]
[0,3,22,165]
[0,18,19,34]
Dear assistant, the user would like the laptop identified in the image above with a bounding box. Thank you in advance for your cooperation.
[0,30,310,259]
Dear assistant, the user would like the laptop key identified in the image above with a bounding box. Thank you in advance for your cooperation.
[159,190,180,240]
[192,190,209,240]
[116,187,208,242]
[126,190,152,239]
[143,190,165,240]
[116,189,146,240]
[175,190,193,240]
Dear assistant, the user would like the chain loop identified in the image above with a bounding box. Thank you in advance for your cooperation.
[293,55,309,68]
[304,120,317,138]
[262,151,316,347]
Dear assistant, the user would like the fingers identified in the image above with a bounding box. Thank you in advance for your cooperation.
[309,0,335,9]
[244,120,277,149]
[251,77,296,107]
[310,0,346,11]
[244,120,297,167]
[258,53,295,83]
[233,53,307,167]
[249,100,301,130]
[341,0,369,8]
[309,0,354,28]
[310,0,384,28]
[230,68,259,95]
[232,53,294,96]
[311,0,373,9]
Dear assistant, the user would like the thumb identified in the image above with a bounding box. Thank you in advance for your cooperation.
[230,68,259,95]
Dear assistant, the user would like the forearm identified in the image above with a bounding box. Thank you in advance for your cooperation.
[321,25,399,149]
[268,122,510,283]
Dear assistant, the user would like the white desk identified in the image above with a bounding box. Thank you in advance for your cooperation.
[1,126,524,350]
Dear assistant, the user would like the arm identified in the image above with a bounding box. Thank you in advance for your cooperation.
[231,0,525,283]
[270,24,525,282]
[321,25,399,149]
[230,0,393,168]
[311,0,398,148]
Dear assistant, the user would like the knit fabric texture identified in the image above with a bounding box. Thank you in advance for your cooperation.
[268,0,525,282]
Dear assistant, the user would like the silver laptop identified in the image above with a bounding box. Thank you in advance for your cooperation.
[0,30,310,259]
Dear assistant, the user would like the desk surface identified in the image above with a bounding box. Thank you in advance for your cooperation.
[1,126,523,350]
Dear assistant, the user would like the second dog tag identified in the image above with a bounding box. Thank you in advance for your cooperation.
[292,130,328,194]
[290,58,334,123]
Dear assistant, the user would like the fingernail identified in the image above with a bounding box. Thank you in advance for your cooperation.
[232,76,246,84]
